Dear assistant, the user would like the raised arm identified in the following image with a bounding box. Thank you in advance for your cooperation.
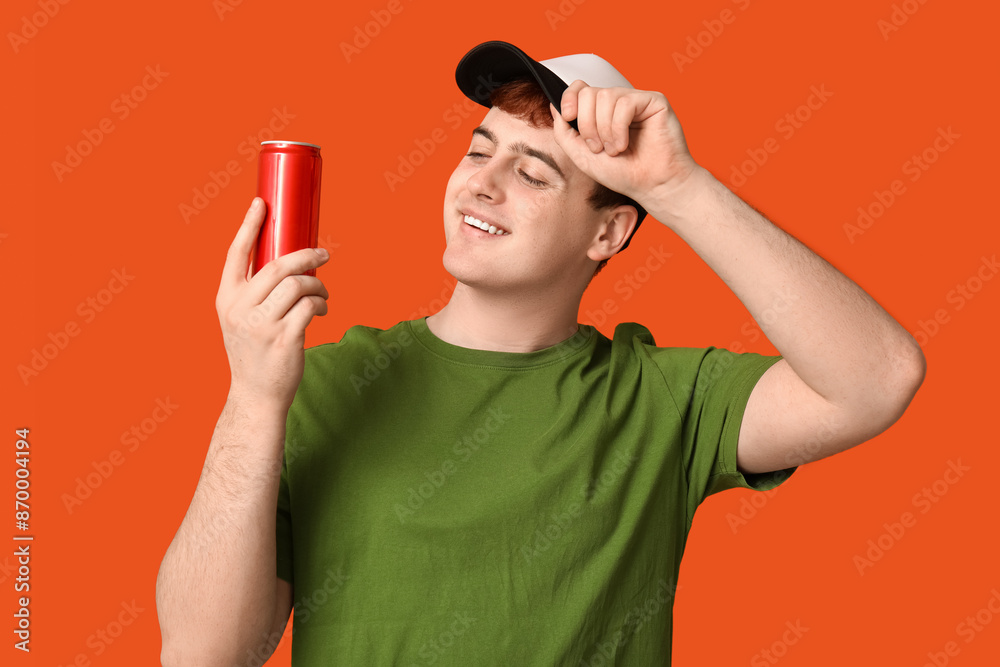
[551,81,925,474]
[643,167,924,472]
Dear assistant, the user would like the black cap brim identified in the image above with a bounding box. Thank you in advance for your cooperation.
[456,41,577,128]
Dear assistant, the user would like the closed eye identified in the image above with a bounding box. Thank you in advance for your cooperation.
[465,152,548,187]
[518,170,546,187]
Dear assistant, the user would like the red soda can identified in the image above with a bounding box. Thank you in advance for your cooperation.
[252,140,322,277]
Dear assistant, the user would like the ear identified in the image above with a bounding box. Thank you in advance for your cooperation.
[586,205,639,262]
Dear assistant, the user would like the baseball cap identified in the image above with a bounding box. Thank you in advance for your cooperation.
[455,40,647,251]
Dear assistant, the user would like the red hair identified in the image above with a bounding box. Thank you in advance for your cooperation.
[488,77,556,128]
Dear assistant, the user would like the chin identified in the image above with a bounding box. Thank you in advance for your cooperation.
[441,246,523,292]
[441,248,490,288]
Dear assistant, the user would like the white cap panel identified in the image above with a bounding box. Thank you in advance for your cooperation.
[539,53,634,89]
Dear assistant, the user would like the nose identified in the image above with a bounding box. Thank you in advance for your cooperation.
[466,158,504,202]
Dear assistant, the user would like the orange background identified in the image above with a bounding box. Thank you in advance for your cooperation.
[3,0,998,664]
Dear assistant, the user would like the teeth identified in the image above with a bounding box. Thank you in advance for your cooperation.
[464,214,508,235]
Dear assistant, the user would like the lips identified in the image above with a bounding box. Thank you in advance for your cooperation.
[462,213,509,236]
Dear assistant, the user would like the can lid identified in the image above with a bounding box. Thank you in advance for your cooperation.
[260,140,322,149]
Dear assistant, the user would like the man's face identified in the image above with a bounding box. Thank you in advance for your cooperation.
[440,106,612,294]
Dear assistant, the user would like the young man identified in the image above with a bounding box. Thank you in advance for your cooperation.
[156,41,925,665]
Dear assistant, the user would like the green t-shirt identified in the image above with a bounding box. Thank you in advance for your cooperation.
[276,318,794,665]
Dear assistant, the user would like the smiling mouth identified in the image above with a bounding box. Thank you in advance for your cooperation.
[464,214,509,236]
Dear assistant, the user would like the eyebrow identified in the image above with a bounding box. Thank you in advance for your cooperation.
[471,126,566,182]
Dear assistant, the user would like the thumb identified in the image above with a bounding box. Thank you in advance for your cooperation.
[550,103,597,174]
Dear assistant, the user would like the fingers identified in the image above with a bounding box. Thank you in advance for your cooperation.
[608,97,637,156]
[226,272,328,345]
[259,272,329,324]
[577,90,605,154]
[282,293,329,336]
[550,103,593,172]
[595,90,620,154]
[246,246,331,306]
[560,81,641,156]
[223,198,267,288]
[558,79,588,122]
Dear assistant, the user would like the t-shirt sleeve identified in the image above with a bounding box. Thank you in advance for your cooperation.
[276,419,294,585]
[648,344,796,521]
[688,348,795,504]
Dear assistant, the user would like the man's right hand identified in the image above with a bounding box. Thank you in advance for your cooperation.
[215,197,330,411]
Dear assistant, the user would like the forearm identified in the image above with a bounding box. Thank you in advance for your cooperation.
[647,166,925,413]
[156,393,287,666]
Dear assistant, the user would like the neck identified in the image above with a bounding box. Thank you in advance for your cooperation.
[425,281,584,352]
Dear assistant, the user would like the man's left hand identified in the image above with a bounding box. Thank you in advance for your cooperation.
[550,81,698,208]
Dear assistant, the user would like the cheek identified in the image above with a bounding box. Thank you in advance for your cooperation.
[514,190,557,228]
[444,168,462,195]
[442,170,465,215]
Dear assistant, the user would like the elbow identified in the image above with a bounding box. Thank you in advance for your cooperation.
[864,336,927,433]
[893,335,927,407]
